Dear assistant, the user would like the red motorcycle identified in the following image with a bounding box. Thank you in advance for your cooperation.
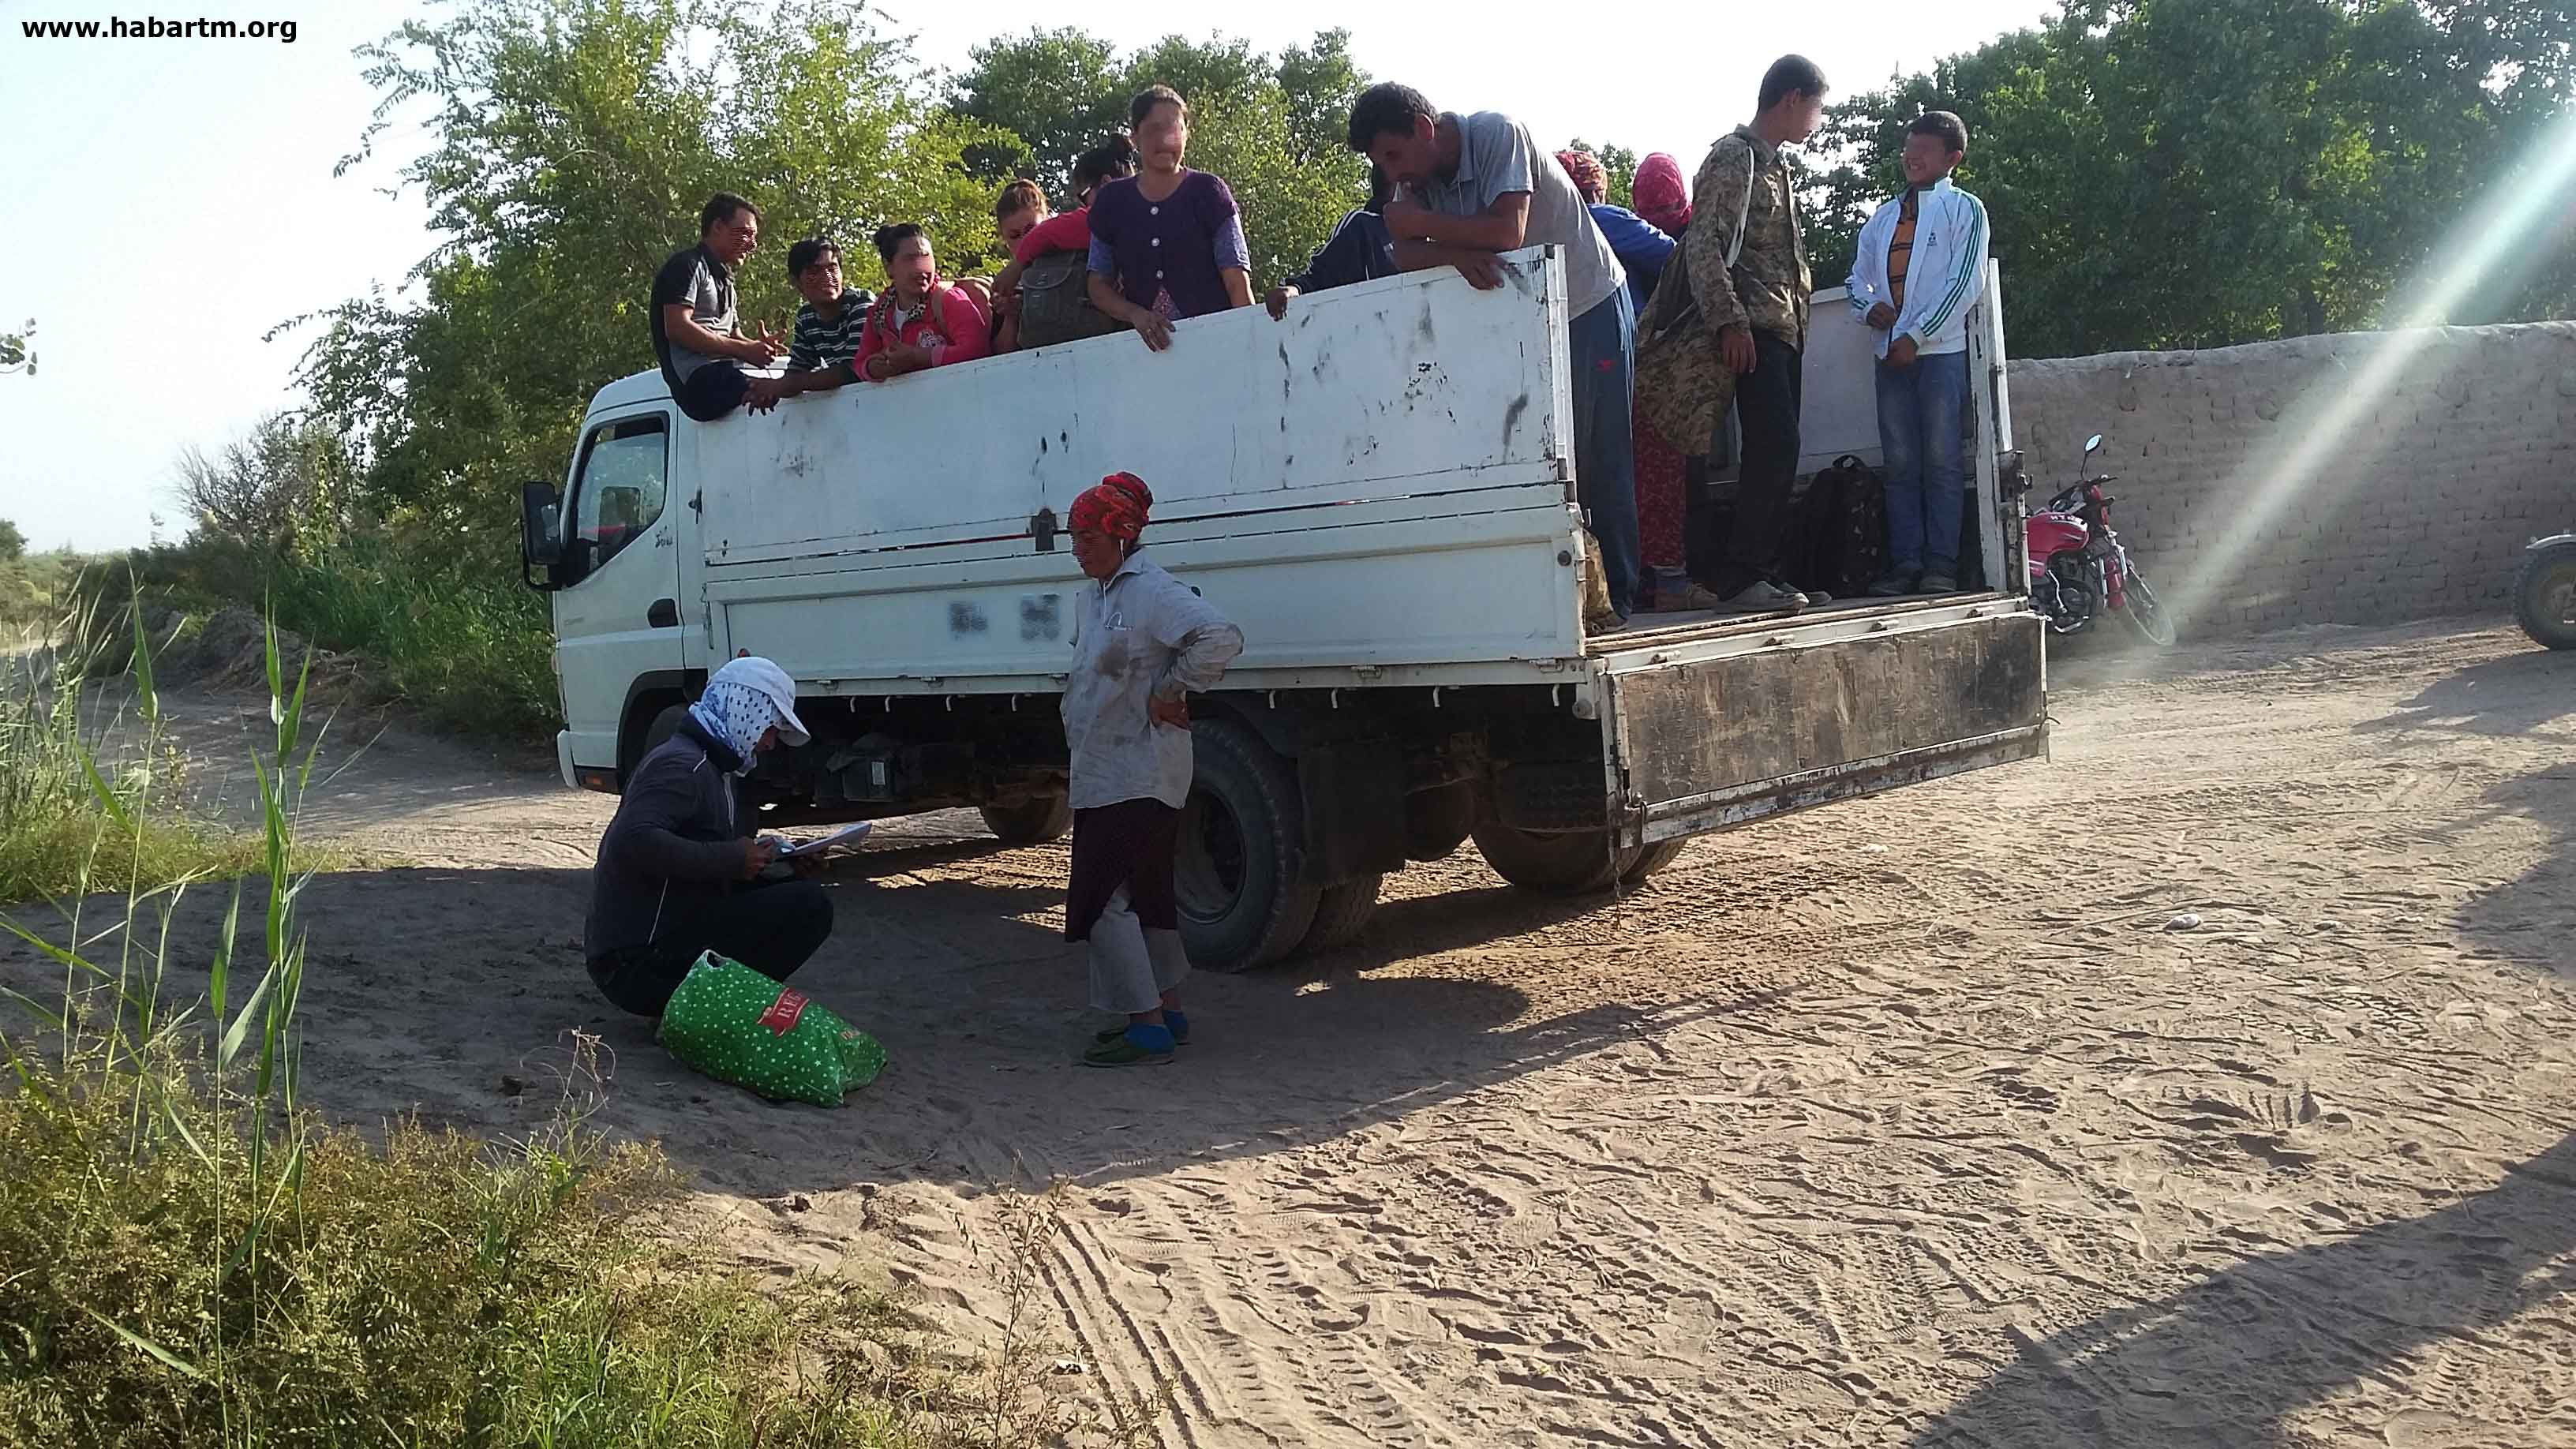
[2020,432,2176,647]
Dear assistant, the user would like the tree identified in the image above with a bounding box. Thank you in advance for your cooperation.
[294,0,1007,548]
[0,519,24,563]
[175,412,351,557]
[0,319,32,377]
[1564,140,1639,207]
[1805,0,2576,358]
[946,28,1368,274]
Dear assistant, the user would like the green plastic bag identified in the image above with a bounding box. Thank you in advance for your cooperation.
[657,953,886,1106]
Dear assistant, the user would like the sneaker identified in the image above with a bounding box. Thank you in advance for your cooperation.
[1797,586,1836,606]
[1586,608,1631,634]
[1712,580,1809,614]
[1095,1010,1189,1046]
[1083,1021,1178,1067]
[1866,570,1919,597]
[1919,573,1958,594]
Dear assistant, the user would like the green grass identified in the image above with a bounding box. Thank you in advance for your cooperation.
[0,607,1169,1448]
[88,535,557,747]
[0,595,275,904]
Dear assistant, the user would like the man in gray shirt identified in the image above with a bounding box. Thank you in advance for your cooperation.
[1349,82,1638,624]
[651,192,784,421]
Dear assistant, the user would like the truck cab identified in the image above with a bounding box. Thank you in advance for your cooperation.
[522,249,2043,969]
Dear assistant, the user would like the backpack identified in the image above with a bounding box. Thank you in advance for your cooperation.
[1632,137,1758,453]
[1017,249,1121,349]
[1790,455,1889,599]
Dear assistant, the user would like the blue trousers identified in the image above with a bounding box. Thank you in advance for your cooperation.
[1568,288,1639,616]
[1874,350,1970,575]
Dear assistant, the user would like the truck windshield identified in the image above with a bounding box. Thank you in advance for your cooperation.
[573,415,668,573]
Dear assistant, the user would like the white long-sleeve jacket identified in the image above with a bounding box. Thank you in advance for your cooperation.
[1844,177,1990,359]
[1063,550,1245,811]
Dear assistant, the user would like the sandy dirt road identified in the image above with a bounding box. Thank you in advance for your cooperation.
[11,619,2576,1447]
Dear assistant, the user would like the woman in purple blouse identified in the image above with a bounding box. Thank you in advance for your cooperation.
[1084,84,1255,351]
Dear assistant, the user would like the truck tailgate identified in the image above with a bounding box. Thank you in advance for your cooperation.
[1595,597,2046,842]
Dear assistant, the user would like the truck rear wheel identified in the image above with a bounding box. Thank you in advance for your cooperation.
[1403,783,1477,862]
[1299,875,1383,953]
[979,794,1073,845]
[1175,718,1320,972]
[1472,824,1640,896]
[1621,838,1687,884]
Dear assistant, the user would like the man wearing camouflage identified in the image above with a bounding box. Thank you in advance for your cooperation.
[1683,55,1829,613]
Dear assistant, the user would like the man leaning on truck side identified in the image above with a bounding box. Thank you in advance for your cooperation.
[1848,110,1990,597]
[1346,82,1640,627]
[652,193,785,422]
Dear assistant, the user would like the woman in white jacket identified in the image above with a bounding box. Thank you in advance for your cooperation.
[1844,111,1990,596]
[1060,472,1245,1067]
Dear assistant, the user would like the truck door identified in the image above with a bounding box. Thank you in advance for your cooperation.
[552,410,680,778]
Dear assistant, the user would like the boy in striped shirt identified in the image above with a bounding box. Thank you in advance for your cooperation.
[754,238,876,411]
[1847,110,1990,595]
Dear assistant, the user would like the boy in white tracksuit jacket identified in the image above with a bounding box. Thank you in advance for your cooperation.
[1845,111,1990,594]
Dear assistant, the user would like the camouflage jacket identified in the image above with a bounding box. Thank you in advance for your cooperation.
[1684,125,1810,348]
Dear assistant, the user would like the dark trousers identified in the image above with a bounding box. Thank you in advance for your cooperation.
[1064,799,1181,942]
[1694,332,1806,597]
[675,361,751,422]
[586,877,832,1017]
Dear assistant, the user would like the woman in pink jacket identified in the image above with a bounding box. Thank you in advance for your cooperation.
[850,223,992,383]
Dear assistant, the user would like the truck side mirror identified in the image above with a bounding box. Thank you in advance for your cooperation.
[521,480,565,590]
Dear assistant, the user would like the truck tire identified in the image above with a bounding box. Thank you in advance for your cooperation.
[1175,718,1321,972]
[1299,874,1383,953]
[2515,537,2576,650]
[627,702,690,780]
[1621,838,1687,884]
[979,794,1073,845]
[1472,823,1639,896]
[1403,783,1477,862]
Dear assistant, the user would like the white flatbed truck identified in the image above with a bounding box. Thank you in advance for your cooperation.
[521,247,2044,969]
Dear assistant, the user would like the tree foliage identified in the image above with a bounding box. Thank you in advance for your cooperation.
[292,0,1008,545]
[0,520,24,564]
[1807,0,2576,357]
[174,412,352,558]
[1564,140,1639,208]
[949,28,1369,279]
[0,319,32,377]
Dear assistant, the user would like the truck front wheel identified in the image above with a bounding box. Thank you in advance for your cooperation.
[1175,718,1320,972]
[1472,824,1640,896]
[980,794,1073,845]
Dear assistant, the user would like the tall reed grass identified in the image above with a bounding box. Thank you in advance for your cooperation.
[0,609,1166,1447]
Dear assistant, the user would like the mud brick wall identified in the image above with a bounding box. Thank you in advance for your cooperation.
[2005,321,2576,635]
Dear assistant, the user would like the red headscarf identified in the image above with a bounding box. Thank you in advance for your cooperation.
[1633,152,1690,235]
[1070,471,1153,543]
[1555,149,1608,204]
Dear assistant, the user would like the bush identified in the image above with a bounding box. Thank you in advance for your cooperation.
[0,597,269,904]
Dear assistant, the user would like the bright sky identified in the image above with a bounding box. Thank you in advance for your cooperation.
[0,0,2054,552]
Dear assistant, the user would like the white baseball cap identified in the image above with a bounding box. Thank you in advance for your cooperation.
[710,655,811,747]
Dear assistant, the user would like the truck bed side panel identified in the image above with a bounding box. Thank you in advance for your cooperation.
[1607,602,2046,841]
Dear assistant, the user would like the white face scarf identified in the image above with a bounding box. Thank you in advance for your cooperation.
[687,679,782,775]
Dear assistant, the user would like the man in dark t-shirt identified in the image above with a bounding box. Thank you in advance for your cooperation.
[652,192,782,421]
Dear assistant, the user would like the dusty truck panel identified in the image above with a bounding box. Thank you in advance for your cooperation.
[1598,599,2046,842]
[694,258,1575,570]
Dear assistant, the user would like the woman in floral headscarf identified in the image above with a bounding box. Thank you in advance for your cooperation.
[1061,472,1245,1066]
[1627,152,1694,582]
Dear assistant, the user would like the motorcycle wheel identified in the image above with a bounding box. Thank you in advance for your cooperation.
[2120,567,2178,647]
[2514,538,2576,650]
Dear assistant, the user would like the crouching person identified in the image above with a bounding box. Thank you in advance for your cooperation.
[585,656,833,1017]
[1062,473,1244,1067]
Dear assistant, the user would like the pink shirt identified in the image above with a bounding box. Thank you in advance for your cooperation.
[1014,207,1093,265]
[851,282,991,381]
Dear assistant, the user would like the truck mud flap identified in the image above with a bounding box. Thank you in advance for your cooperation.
[1601,600,2046,843]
